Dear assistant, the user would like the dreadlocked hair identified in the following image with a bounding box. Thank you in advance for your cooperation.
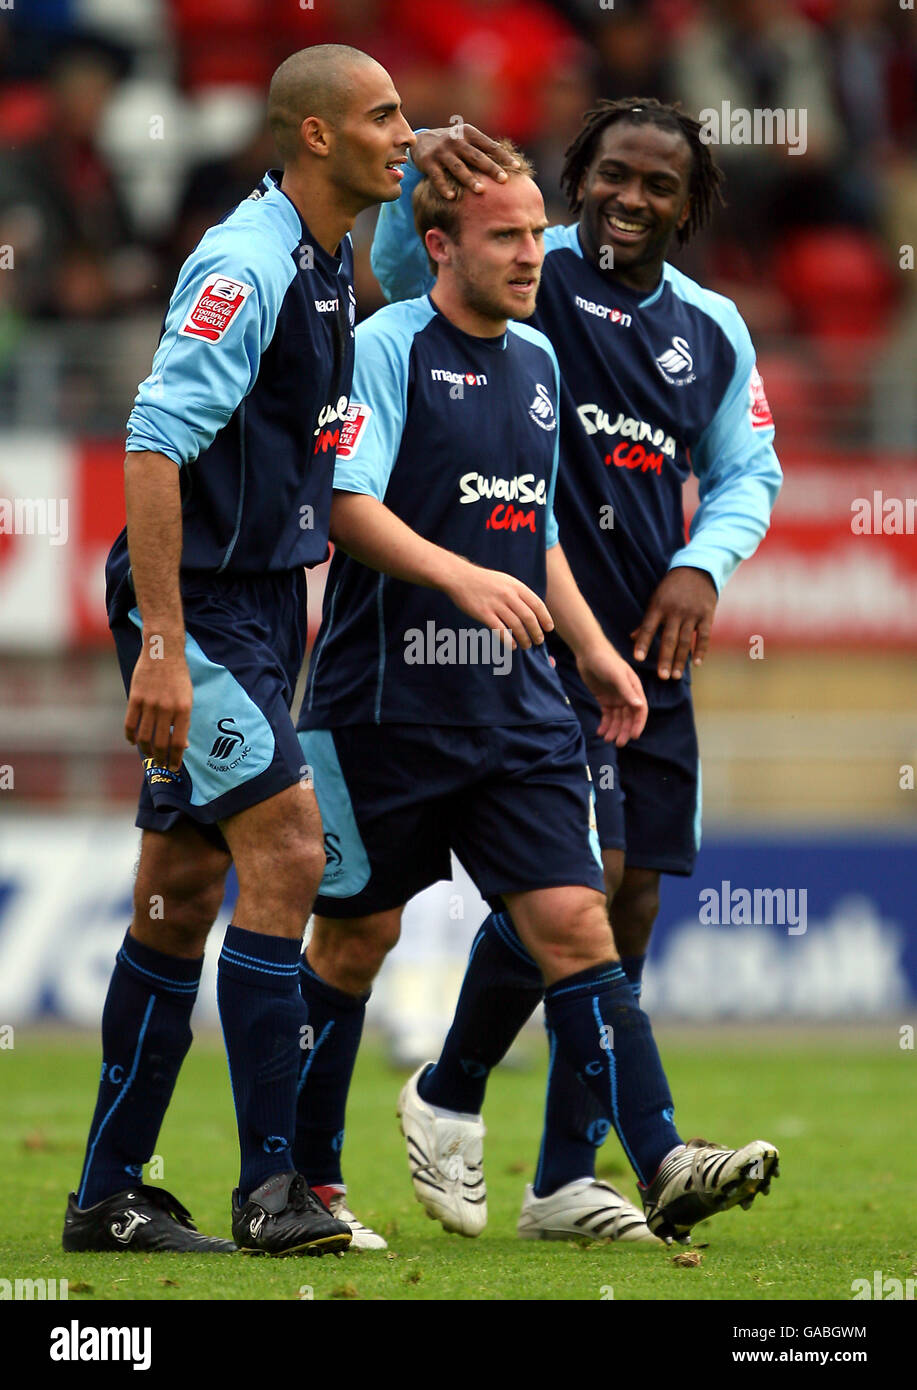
[560,97,725,246]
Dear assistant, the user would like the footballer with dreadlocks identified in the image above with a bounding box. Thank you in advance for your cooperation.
[358,98,784,1244]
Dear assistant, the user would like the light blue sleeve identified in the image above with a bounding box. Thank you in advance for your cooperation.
[669,308,782,593]
[370,157,435,304]
[332,309,413,499]
[125,228,292,466]
[544,349,561,549]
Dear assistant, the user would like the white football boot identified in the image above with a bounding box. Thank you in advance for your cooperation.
[642,1137,780,1243]
[325,1192,388,1251]
[518,1177,662,1245]
[396,1065,487,1236]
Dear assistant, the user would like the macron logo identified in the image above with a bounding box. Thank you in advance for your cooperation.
[574,295,632,327]
[430,368,488,387]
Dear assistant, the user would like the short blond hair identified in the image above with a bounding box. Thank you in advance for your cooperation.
[412,139,536,274]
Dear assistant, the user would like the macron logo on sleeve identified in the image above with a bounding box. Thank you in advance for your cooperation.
[179,276,254,342]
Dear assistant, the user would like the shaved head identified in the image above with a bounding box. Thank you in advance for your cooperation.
[268,44,382,163]
[268,46,414,235]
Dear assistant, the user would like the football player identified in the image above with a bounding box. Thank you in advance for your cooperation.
[63,46,537,1258]
[368,100,783,1242]
[292,147,778,1247]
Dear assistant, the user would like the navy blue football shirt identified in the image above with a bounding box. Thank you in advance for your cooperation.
[371,164,782,691]
[110,169,355,583]
[299,296,576,729]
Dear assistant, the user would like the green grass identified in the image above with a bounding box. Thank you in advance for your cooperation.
[2,1027,914,1302]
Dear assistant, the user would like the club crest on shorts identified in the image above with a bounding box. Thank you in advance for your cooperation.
[207,717,252,771]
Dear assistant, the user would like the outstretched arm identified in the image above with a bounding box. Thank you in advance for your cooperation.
[372,126,520,303]
[414,124,521,198]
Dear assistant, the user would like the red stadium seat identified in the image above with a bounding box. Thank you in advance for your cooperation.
[774,229,897,343]
[170,0,265,31]
[0,83,54,142]
[167,0,275,88]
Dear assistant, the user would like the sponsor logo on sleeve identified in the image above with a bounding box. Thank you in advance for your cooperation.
[179,276,254,342]
[748,365,774,429]
[336,402,372,460]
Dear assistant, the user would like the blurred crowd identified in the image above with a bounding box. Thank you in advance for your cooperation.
[1,0,916,446]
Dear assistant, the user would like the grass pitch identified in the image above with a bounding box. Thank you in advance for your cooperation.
[2,1026,913,1302]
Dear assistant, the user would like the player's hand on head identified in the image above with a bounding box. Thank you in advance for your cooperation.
[413,125,520,197]
[124,645,193,773]
[577,646,648,747]
[631,567,717,680]
[445,564,553,649]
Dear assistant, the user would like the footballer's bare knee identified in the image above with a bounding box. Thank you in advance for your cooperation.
[309,908,403,996]
[131,824,231,957]
[221,783,326,937]
[504,885,617,985]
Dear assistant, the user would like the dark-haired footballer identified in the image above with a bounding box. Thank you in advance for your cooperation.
[292,146,778,1249]
[370,99,783,1242]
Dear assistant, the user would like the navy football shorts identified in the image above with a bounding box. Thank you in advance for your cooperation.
[563,669,701,877]
[110,569,309,848]
[298,720,605,917]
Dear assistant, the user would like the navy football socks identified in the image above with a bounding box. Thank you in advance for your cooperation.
[534,1050,605,1198]
[415,914,667,1194]
[292,954,368,1187]
[419,911,544,1115]
[533,950,649,1196]
[543,962,681,1186]
[77,930,202,1209]
[619,954,647,1000]
[217,924,306,1201]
